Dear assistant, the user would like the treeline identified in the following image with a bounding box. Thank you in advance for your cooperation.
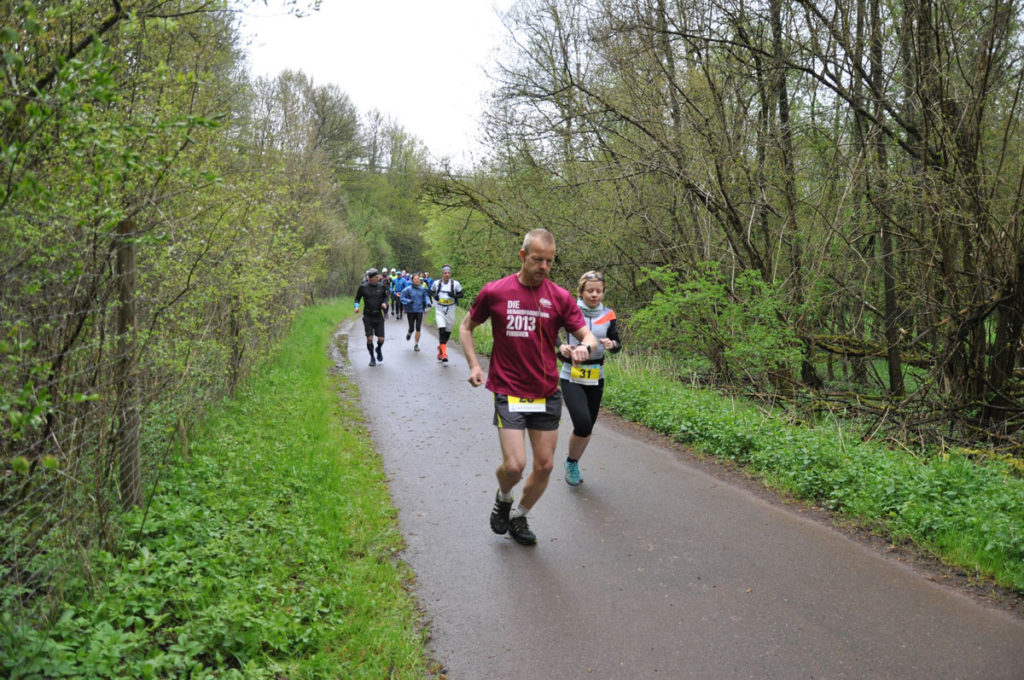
[1,0,432,619]
[428,0,1024,454]
[6,0,1024,628]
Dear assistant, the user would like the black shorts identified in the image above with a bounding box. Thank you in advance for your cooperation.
[492,390,562,431]
[362,316,385,338]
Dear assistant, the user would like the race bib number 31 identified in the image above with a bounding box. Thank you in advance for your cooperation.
[508,396,546,412]
[570,364,601,385]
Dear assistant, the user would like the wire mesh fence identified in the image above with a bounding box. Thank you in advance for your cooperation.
[0,218,307,626]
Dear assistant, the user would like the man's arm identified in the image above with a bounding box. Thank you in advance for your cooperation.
[569,326,598,363]
[460,314,486,387]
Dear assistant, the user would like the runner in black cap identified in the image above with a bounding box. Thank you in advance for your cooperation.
[354,268,389,366]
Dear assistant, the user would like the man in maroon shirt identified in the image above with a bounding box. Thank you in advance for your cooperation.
[460,229,598,545]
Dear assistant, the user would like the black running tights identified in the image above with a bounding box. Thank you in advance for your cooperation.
[560,377,604,438]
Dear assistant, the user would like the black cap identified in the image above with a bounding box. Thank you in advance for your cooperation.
[366,267,379,278]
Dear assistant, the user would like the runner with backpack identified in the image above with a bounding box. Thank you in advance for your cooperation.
[430,265,463,364]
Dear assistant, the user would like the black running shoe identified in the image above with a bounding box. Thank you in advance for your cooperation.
[508,516,537,545]
[490,492,512,534]
[406,331,412,341]
[369,357,376,367]
[376,347,383,361]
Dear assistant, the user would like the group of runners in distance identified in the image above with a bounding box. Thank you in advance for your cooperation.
[354,228,621,546]
[354,265,463,367]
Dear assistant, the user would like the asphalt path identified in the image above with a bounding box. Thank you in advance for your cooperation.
[340,314,1024,680]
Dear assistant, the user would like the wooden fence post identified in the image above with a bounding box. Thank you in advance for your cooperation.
[116,219,142,509]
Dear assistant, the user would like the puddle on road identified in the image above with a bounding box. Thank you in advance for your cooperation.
[329,321,354,377]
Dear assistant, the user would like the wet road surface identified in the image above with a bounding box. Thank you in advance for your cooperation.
[341,315,1024,680]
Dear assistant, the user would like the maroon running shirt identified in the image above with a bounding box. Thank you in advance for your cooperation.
[468,274,586,399]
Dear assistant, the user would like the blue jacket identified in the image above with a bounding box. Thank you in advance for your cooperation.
[400,284,431,313]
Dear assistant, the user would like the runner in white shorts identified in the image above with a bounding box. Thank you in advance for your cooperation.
[430,265,463,364]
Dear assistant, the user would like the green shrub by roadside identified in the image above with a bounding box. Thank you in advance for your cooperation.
[631,264,802,384]
[0,300,432,679]
[603,360,1024,594]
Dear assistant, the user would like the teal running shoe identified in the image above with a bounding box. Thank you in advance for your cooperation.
[565,458,582,486]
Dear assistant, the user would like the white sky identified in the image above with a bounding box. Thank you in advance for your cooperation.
[237,1,514,166]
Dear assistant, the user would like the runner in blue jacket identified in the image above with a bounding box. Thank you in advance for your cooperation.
[400,273,432,351]
[391,269,409,320]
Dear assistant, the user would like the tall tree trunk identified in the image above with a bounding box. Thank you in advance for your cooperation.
[872,0,905,395]
[984,244,1024,425]
[850,0,871,386]
[115,219,142,509]
[771,0,820,387]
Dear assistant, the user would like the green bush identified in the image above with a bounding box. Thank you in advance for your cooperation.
[631,263,802,383]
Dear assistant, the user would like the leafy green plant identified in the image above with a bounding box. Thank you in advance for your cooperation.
[0,301,433,678]
[0,349,51,448]
[632,263,802,384]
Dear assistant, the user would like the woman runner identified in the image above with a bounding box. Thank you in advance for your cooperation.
[556,270,621,485]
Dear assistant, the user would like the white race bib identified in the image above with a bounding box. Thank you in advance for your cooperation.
[508,396,546,412]
[569,363,601,386]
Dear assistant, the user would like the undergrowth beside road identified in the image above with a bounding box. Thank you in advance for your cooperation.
[1,300,433,679]
[603,357,1024,595]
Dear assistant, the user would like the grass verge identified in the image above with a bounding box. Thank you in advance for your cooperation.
[1,300,434,679]
[603,355,1024,597]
